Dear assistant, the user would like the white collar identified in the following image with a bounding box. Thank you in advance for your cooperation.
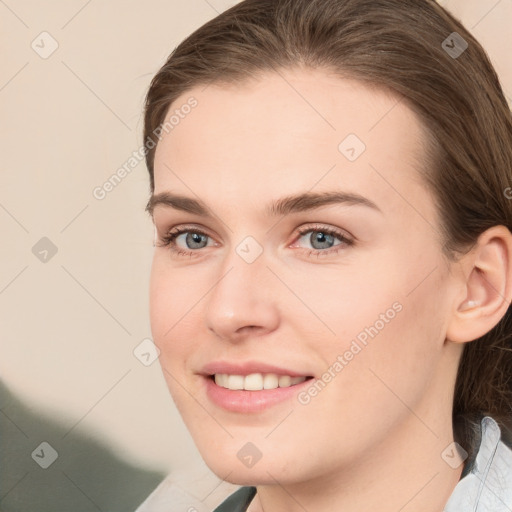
[444,416,512,511]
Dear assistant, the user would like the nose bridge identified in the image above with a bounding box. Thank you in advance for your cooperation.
[204,239,279,339]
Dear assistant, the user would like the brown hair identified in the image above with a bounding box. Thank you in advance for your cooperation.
[143,0,512,465]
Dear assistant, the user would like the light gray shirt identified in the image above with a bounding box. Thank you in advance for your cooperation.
[443,415,512,511]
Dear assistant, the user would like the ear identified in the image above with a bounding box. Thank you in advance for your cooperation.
[446,225,512,343]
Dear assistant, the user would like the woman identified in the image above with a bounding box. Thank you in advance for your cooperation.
[138,0,512,510]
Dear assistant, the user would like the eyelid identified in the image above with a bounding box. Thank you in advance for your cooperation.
[294,223,354,242]
[158,222,351,244]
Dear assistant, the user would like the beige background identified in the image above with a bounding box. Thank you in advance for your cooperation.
[1,0,511,510]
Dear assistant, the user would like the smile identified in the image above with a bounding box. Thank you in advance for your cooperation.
[213,373,309,391]
[204,374,315,413]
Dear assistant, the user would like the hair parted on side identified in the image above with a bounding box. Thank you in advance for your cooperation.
[143,0,512,467]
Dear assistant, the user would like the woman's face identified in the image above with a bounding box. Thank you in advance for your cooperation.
[149,68,463,485]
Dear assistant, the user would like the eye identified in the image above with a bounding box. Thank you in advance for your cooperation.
[155,223,354,259]
[155,225,215,258]
[292,224,354,256]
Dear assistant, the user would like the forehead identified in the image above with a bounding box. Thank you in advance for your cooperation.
[152,68,431,218]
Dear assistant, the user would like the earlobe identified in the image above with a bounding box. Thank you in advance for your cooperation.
[446,225,512,344]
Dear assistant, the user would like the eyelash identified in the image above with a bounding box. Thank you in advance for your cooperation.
[156,223,354,259]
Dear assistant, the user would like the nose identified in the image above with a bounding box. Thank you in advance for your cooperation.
[204,249,280,343]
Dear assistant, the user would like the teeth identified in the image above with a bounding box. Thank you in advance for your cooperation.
[213,373,307,391]
[244,373,263,390]
[227,374,244,390]
[278,375,291,387]
[263,373,279,389]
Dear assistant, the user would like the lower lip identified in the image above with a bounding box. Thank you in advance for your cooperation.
[203,376,314,413]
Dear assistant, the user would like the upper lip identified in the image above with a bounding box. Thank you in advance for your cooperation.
[200,361,312,377]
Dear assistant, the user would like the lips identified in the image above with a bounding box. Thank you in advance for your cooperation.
[199,360,315,412]
[200,360,312,378]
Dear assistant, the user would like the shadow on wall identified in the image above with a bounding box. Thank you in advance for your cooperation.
[0,380,166,512]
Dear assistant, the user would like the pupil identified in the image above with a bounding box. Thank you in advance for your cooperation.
[312,231,333,249]
[187,233,205,248]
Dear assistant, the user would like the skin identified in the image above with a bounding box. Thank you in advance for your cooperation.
[148,67,512,512]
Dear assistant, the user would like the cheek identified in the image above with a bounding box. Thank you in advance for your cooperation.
[149,255,199,330]
[287,282,448,470]
[308,247,449,409]
[149,258,199,370]
[338,263,449,413]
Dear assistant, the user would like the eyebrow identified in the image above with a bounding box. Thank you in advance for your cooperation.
[145,190,382,218]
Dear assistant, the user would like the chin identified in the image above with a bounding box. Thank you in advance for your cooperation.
[196,441,302,487]
[203,459,278,486]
